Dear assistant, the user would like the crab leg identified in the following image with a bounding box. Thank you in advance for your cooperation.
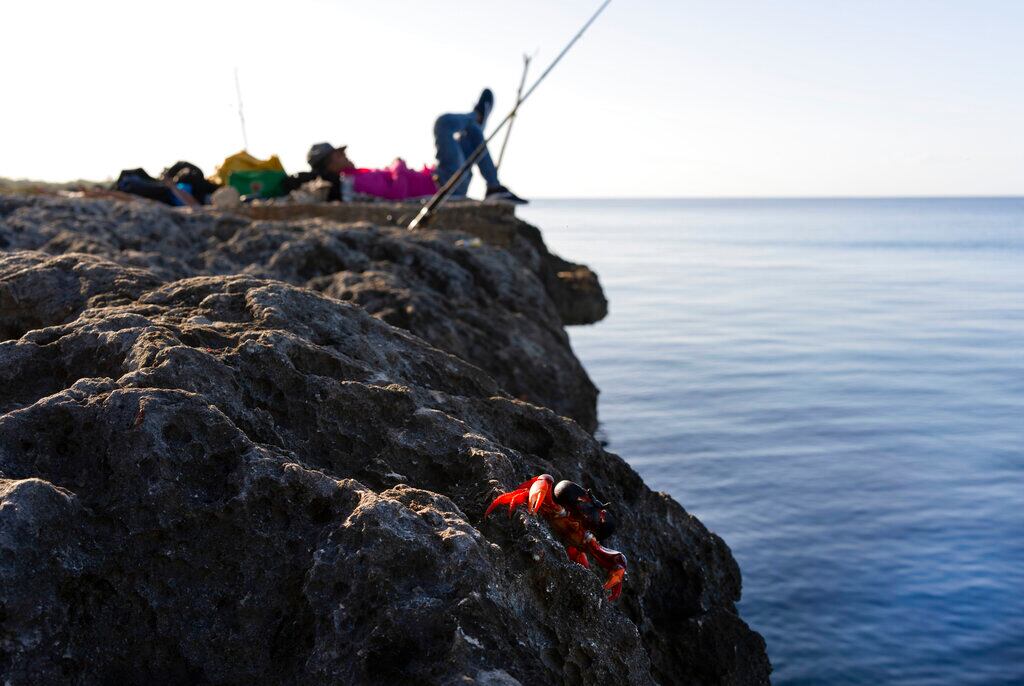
[566,545,591,569]
[585,533,627,601]
[485,474,556,518]
[484,488,528,517]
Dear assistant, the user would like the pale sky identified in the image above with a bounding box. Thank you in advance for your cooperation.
[2,1,1022,198]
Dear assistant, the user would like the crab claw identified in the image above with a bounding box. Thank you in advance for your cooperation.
[528,474,554,513]
[585,534,627,601]
[603,567,626,601]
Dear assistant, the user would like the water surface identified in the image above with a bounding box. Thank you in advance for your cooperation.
[519,198,1024,686]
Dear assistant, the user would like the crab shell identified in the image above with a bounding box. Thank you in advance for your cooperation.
[553,480,617,540]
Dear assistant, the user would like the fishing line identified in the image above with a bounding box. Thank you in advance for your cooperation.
[234,67,249,151]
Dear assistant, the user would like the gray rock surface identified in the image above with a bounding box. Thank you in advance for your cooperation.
[0,196,598,431]
[232,201,610,327]
[0,195,770,685]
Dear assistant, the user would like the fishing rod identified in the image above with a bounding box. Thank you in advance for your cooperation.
[495,53,532,173]
[408,0,612,230]
[234,67,249,150]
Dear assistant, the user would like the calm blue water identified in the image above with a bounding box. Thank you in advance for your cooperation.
[519,198,1024,686]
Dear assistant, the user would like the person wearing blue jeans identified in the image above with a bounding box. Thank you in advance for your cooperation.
[433,89,527,204]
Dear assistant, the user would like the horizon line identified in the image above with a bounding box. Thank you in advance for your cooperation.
[2,178,1022,203]
[528,194,1024,201]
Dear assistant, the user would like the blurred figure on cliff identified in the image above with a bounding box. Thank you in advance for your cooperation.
[304,89,526,204]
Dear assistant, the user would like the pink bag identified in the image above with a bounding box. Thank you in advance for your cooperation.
[347,159,437,200]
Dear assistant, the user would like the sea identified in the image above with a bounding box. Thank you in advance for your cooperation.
[518,198,1024,686]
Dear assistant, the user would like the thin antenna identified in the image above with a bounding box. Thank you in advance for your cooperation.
[409,0,612,230]
[496,53,533,173]
[234,67,249,151]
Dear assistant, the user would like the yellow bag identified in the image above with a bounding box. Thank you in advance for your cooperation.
[209,150,286,185]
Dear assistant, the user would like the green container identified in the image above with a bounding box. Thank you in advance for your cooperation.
[227,170,287,198]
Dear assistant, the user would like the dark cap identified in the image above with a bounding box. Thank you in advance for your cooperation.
[307,142,346,170]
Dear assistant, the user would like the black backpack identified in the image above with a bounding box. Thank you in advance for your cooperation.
[113,168,176,205]
[161,161,220,203]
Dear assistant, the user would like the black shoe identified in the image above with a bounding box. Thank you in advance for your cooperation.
[485,184,528,205]
[473,88,494,128]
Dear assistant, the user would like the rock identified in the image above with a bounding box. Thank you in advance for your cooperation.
[0,251,159,340]
[0,195,770,684]
[0,195,598,431]
[210,186,242,209]
[222,200,609,326]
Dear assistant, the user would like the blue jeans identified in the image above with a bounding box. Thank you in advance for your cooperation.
[433,112,499,197]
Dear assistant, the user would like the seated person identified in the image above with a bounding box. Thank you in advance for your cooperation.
[307,89,526,204]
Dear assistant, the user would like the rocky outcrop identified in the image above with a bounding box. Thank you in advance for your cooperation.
[0,195,769,685]
[0,196,599,431]
[233,202,609,326]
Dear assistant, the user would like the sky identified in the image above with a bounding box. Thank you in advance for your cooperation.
[2,0,1022,198]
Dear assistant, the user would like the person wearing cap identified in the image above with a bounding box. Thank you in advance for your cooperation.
[307,89,526,204]
[306,143,355,181]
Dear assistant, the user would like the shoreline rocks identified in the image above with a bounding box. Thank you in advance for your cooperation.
[0,196,601,431]
[0,195,770,684]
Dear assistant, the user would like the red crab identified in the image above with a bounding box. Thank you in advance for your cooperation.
[485,474,627,601]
